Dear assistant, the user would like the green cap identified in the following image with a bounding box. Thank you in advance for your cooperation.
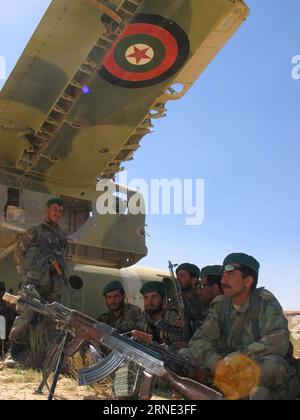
[140,281,165,297]
[102,280,124,296]
[201,265,222,278]
[223,253,260,274]
[46,197,65,208]
[176,263,201,278]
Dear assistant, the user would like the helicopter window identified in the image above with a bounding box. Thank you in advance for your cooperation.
[69,276,83,290]
[6,188,21,207]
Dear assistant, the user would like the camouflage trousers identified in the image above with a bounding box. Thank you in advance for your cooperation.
[9,282,61,346]
[250,355,300,400]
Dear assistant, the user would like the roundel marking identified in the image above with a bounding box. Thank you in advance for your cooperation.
[113,33,166,74]
[125,44,154,66]
[99,14,190,88]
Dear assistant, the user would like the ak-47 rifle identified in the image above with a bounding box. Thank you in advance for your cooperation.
[143,312,184,338]
[165,261,192,341]
[50,258,73,298]
[131,330,210,385]
[3,286,221,401]
[38,238,73,298]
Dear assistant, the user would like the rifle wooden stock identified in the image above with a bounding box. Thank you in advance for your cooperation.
[3,293,18,306]
[50,259,73,298]
[63,312,101,356]
[132,329,211,391]
[139,370,156,400]
[131,330,153,344]
[161,368,221,401]
[51,259,63,276]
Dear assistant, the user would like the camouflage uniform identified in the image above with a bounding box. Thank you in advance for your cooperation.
[135,309,184,348]
[99,303,141,334]
[9,221,67,345]
[188,289,300,400]
[184,289,209,332]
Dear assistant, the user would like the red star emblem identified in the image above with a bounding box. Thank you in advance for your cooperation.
[127,45,152,65]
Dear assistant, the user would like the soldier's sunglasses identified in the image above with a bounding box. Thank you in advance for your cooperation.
[221,264,245,274]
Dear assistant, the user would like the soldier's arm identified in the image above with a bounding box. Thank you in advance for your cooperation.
[243,291,291,360]
[116,304,142,333]
[133,313,148,334]
[98,312,109,323]
[188,297,224,372]
[18,226,38,250]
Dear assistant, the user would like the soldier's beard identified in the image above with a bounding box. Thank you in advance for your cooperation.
[45,217,59,226]
[181,284,193,292]
[109,302,124,312]
[146,304,163,316]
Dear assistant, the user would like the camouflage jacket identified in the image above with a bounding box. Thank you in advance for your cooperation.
[188,288,291,371]
[135,309,185,347]
[99,303,141,334]
[15,222,67,294]
[184,289,209,333]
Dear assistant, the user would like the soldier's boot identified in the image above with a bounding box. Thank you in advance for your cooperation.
[3,342,24,368]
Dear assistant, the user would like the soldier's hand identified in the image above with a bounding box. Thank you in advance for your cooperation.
[224,352,244,368]
[171,319,184,328]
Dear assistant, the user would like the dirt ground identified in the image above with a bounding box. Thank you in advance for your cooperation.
[0,362,111,400]
[0,358,167,401]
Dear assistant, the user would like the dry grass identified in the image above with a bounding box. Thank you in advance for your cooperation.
[0,365,103,400]
[68,349,114,399]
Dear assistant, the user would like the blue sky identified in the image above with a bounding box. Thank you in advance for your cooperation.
[0,1,299,309]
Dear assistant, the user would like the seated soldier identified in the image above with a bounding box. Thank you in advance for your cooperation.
[175,263,207,332]
[135,281,183,348]
[197,265,223,315]
[134,281,187,399]
[99,280,141,333]
[187,253,300,400]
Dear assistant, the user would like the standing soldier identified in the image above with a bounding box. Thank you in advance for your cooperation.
[4,198,67,368]
[188,253,300,400]
[99,280,141,333]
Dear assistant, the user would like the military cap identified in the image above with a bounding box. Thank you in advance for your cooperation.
[46,197,65,208]
[102,280,124,296]
[175,263,201,278]
[201,265,222,278]
[223,253,260,274]
[140,281,165,297]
